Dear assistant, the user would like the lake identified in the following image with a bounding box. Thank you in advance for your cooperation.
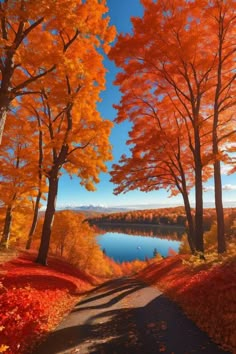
[96,224,184,262]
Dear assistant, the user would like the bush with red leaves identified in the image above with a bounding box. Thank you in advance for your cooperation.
[0,253,94,354]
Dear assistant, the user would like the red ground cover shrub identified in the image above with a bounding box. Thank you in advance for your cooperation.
[0,252,95,354]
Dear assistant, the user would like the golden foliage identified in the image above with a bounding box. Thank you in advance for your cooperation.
[49,211,113,276]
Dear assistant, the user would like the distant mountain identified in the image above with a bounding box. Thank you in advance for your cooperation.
[59,205,130,214]
[55,200,236,214]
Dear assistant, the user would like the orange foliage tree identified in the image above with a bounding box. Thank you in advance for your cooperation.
[0,0,115,143]
[11,3,115,265]
[0,1,115,263]
[203,0,236,253]
[109,0,236,254]
[49,211,112,276]
[110,97,196,253]
[24,102,46,250]
[0,111,40,247]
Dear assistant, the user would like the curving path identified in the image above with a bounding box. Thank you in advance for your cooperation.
[33,277,231,354]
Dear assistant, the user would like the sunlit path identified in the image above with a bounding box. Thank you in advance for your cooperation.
[34,277,230,354]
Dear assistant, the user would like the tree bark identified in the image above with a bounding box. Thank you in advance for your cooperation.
[194,131,204,253]
[0,106,8,145]
[214,159,225,253]
[178,157,195,254]
[182,191,195,254]
[212,9,226,254]
[26,191,42,250]
[26,108,43,250]
[35,176,58,265]
[0,204,13,248]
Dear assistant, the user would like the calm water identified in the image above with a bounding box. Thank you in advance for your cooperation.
[96,228,182,262]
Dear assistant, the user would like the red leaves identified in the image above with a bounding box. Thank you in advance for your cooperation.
[0,253,93,354]
[0,287,47,353]
[0,286,77,353]
[138,256,236,352]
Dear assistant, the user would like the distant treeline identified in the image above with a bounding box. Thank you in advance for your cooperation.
[93,223,185,240]
[88,207,236,233]
[88,207,187,227]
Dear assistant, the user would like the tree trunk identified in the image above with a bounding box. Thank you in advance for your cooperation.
[26,191,42,250]
[178,158,195,254]
[182,191,195,254]
[0,205,13,248]
[36,176,59,265]
[214,152,226,253]
[26,108,44,249]
[212,15,226,254]
[194,132,204,253]
[0,107,7,145]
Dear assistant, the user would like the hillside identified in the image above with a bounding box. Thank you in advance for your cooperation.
[0,249,235,353]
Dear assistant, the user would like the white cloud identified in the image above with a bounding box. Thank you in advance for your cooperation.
[222,184,236,191]
[204,186,215,192]
[221,164,232,175]
[204,184,236,192]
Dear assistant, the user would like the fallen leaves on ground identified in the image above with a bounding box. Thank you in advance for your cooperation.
[0,252,96,354]
[137,255,236,353]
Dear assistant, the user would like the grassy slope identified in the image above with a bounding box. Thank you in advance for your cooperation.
[137,255,236,353]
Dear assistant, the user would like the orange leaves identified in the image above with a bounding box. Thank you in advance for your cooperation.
[0,0,116,137]
[85,180,97,192]
[0,345,9,353]
[109,0,236,255]
[0,105,46,240]
[0,1,115,258]
[50,211,107,274]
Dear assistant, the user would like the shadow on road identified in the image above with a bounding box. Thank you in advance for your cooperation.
[72,278,146,311]
[33,277,231,354]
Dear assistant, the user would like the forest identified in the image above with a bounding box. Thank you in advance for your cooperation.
[0,0,235,353]
[89,207,236,234]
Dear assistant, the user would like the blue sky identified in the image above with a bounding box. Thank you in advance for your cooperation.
[56,0,236,209]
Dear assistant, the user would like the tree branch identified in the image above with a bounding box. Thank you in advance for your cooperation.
[12,65,56,93]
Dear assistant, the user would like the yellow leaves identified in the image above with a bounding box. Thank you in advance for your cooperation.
[84,181,97,192]
[50,210,112,276]
[0,345,9,353]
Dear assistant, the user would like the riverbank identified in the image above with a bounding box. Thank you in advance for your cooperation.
[91,221,186,230]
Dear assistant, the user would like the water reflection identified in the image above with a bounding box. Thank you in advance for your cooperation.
[95,223,185,240]
[95,224,184,262]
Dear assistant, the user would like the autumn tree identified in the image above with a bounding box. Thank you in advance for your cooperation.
[0,111,39,247]
[24,102,46,250]
[203,0,236,253]
[16,9,115,265]
[109,0,236,254]
[0,0,115,143]
[49,211,112,275]
[110,100,196,253]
